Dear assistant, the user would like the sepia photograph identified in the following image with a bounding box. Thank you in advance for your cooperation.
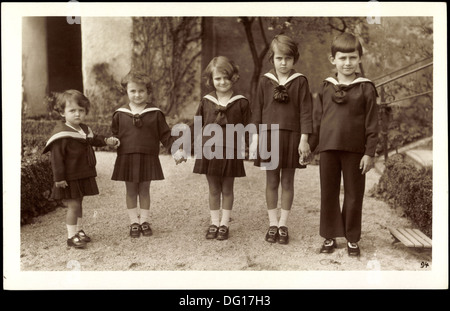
[3,2,448,291]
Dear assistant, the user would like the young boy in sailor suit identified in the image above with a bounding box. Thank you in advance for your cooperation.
[310,32,379,256]
[43,90,119,248]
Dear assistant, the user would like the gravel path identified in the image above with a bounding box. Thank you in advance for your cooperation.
[18,152,435,288]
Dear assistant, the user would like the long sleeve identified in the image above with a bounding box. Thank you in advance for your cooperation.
[309,88,323,153]
[111,112,119,138]
[299,77,313,134]
[250,80,264,127]
[157,111,175,151]
[363,84,379,156]
[49,139,66,182]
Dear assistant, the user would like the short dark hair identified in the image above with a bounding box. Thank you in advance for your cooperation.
[203,56,240,89]
[55,89,91,115]
[331,32,363,58]
[268,34,300,64]
[121,70,152,94]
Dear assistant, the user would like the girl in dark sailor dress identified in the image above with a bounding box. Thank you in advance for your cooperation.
[194,56,251,241]
[250,35,313,245]
[111,71,181,238]
[43,90,119,248]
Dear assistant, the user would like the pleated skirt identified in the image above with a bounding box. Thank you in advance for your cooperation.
[254,129,305,170]
[112,153,164,182]
[51,177,99,200]
[193,146,246,177]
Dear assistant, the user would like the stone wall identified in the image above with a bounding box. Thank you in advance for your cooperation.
[22,17,48,117]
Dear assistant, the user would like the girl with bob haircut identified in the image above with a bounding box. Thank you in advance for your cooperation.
[193,56,251,241]
[250,34,313,245]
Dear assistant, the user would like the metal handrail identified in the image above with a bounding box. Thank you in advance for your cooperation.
[375,62,433,88]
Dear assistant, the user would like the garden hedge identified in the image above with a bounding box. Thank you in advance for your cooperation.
[373,154,432,238]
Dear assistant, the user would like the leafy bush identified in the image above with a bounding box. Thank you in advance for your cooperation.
[21,153,60,225]
[373,154,432,238]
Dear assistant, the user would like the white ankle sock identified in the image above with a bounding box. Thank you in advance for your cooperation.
[127,208,140,224]
[76,217,83,232]
[268,209,279,227]
[67,225,78,239]
[220,209,231,227]
[278,209,290,227]
[210,209,220,227]
[140,209,150,224]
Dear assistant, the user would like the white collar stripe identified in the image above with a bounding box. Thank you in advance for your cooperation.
[45,131,88,148]
[325,77,372,86]
[264,72,303,86]
[116,107,161,115]
[204,94,246,107]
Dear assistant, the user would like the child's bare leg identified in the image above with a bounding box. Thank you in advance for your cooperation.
[138,181,151,224]
[125,182,139,224]
[220,177,235,227]
[266,170,280,227]
[65,198,82,238]
[279,168,295,227]
[206,175,222,226]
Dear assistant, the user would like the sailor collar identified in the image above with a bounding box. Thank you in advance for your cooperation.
[203,93,247,107]
[264,71,304,86]
[324,76,373,86]
[43,123,93,153]
[115,104,161,115]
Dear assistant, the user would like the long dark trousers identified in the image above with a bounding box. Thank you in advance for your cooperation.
[319,150,365,243]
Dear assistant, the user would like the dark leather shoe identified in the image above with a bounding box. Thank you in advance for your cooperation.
[217,225,229,240]
[77,230,91,242]
[206,225,218,239]
[347,242,360,256]
[141,222,153,237]
[278,226,289,244]
[265,226,278,243]
[67,234,87,248]
[129,223,141,238]
[320,238,337,253]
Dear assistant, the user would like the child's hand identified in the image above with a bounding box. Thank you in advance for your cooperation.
[173,149,187,165]
[298,138,311,158]
[106,137,120,147]
[55,180,68,188]
[249,133,258,159]
[360,155,374,174]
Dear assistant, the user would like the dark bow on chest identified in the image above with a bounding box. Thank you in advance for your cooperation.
[132,114,143,128]
[331,84,350,104]
[214,106,228,126]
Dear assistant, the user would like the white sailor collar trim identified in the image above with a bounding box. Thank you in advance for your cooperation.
[203,94,247,107]
[264,72,304,86]
[325,76,373,86]
[115,106,161,115]
[44,124,93,150]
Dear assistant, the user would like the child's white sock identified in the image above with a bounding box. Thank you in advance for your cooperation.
[140,209,150,224]
[76,217,83,232]
[278,209,290,227]
[267,209,279,227]
[67,225,78,239]
[220,209,231,227]
[210,209,220,227]
[127,207,140,224]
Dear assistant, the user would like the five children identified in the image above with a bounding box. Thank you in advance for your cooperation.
[44,32,378,257]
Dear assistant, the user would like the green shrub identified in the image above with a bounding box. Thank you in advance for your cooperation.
[373,154,432,238]
[21,153,60,225]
